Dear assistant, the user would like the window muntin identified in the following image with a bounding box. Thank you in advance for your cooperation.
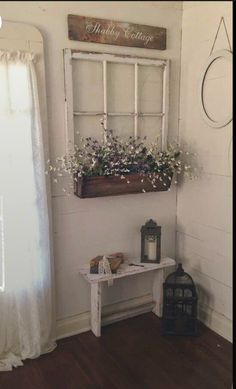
[64,50,169,151]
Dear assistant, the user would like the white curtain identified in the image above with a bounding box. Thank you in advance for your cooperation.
[0,50,56,371]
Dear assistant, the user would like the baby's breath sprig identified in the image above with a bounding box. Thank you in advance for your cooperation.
[45,129,197,194]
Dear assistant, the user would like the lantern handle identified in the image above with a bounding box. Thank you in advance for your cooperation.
[176,263,184,276]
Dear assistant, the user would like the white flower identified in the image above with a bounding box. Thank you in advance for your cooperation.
[45,130,195,193]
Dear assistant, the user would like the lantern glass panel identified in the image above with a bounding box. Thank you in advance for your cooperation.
[175,303,183,315]
[184,304,193,315]
[184,289,193,297]
[174,288,183,297]
[166,288,173,297]
[144,234,157,261]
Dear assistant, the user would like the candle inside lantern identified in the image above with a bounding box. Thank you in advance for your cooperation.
[146,237,156,260]
[141,219,161,263]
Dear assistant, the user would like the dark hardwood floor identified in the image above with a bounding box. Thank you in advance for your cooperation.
[0,313,232,389]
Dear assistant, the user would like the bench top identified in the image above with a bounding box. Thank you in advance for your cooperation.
[79,257,176,284]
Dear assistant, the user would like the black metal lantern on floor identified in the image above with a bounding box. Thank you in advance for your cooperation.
[162,263,198,336]
[141,219,161,263]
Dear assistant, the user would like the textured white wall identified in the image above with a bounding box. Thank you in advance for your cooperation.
[177,1,232,341]
[0,2,182,321]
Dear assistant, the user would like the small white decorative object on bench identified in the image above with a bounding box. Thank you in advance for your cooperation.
[98,256,113,286]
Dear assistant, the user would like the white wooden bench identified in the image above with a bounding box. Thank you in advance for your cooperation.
[79,257,176,337]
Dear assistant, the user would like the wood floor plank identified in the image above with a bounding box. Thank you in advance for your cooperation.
[0,313,232,389]
[77,332,145,389]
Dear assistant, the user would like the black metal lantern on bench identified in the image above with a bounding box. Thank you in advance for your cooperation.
[141,219,161,263]
[162,263,198,336]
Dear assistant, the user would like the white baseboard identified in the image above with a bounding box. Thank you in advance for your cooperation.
[56,293,154,340]
[198,303,232,342]
[56,311,91,340]
[56,295,232,343]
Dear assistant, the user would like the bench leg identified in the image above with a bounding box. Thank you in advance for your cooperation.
[91,283,102,337]
[152,269,164,317]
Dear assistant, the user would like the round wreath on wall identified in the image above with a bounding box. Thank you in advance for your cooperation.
[199,49,232,128]
[199,17,232,128]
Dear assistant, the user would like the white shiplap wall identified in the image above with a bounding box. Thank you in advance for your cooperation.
[0,2,182,329]
[177,1,232,341]
[0,2,232,342]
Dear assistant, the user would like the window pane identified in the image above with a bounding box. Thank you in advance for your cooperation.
[138,116,162,144]
[108,116,134,139]
[72,59,103,112]
[107,62,134,113]
[138,65,163,113]
[74,116,104,146]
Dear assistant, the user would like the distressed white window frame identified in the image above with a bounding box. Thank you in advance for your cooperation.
[64,49,170,152]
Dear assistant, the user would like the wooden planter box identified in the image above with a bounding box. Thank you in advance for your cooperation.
[74,172,172,198]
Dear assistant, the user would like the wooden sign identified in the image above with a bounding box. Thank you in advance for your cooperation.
[68,15,166,50]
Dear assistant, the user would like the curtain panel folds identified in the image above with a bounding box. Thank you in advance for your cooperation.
[0,50,56,371]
